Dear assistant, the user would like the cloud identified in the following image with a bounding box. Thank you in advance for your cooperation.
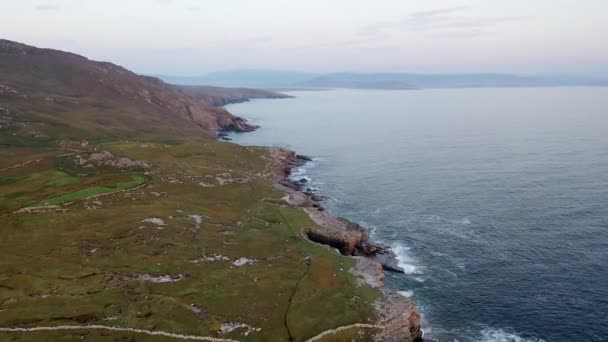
[35,3,60,11]
[409,6,471,18]
[360,6,527,38]
[187,6,201,11]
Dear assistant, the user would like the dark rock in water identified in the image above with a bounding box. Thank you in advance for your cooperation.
[312,203,325,211]
[309,194,326,202]
[368,250,405,274]
[296,154,313,162]
[357,242,383,255]
[288,160,304,167]
[299,178,308,184]
[220,137,232,141]
[278,180,301,191]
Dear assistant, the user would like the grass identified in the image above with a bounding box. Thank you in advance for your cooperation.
[0,141,380,341]
[37,174,147,206]
[0,153,147,213]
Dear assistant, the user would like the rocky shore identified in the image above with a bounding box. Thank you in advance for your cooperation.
[267,147,423,341]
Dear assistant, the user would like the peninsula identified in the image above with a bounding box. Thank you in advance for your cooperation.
[0,39,421,342]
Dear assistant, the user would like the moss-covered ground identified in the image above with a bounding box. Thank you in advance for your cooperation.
[0,140,380,341]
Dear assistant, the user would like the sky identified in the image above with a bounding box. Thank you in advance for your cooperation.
[1,0,607,77]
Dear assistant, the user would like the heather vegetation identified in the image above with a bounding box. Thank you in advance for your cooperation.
[0,40,382,341]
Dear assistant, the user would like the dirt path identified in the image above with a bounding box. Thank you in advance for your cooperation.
[0,159,42,173]
[0,323,383,341]
[305,323,383,342]
[0,325,239,341]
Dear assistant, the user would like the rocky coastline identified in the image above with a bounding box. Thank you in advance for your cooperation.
[267,147,423,341]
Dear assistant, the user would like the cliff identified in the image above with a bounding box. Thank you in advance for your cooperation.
[267,148,423,341]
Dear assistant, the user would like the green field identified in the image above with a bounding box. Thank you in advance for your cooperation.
[0,141,380,341]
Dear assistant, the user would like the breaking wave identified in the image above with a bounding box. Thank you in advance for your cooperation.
[479,328,546,342]
[391,243,423,275]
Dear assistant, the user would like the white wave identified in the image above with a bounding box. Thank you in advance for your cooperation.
[290,168,308,177]
[398,290,414,298]
[289,158,320,183]
[391,244,423,275]
[479,328,545,342]
[454,218,471,225]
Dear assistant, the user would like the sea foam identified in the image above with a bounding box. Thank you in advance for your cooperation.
[479,328,546,342]
[398,290,414,298]
[391,243,422,275]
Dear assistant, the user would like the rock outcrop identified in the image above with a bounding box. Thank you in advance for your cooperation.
[269,147,406,273]
[304,212,366,255]
[73,151,150,170]
[374,292,423,342]
[267,147,423,341]
[351,257,385,288]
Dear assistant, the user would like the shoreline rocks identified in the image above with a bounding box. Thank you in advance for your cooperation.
[267,147,422,341]
[269,148,406,274]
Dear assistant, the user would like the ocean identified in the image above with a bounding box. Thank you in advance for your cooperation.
[226,87,608,342]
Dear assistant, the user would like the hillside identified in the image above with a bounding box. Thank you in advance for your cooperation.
[0,39,262,145]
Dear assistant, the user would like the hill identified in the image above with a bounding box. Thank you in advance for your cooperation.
[176,85,291,107]
[0,39,269,145]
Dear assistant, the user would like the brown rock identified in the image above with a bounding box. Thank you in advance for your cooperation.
[374,292,423,342]
[352,257,385,288]
[283,192,316,208]
[304,213,366,255]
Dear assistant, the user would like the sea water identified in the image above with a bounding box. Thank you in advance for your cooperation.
[227,87,608,342]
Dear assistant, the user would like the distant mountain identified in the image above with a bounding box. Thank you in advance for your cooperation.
[297,73,533,89]
[159,70,608,90]
[157,70,319,88]
[297,73,608,89]
[175,85,290,107]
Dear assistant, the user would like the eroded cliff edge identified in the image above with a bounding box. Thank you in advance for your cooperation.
[267,147,423,341]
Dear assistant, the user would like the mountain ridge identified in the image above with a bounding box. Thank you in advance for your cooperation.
[158,69,608,89]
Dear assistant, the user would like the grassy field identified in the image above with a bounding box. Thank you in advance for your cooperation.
[0,140,380,341]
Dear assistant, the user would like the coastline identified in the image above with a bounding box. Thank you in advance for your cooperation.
[265,147,423,341]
